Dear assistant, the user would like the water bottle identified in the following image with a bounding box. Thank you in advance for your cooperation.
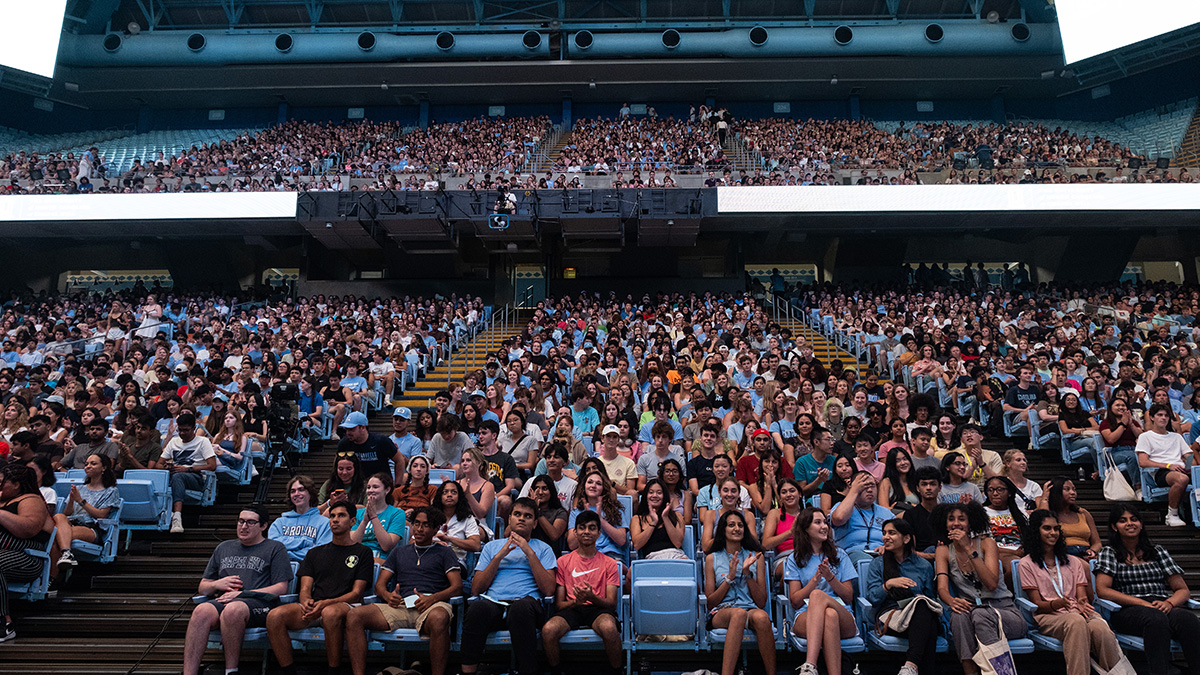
[1078,466,1087,482]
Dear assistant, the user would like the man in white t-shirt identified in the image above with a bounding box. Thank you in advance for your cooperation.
[1135,403,1197,526]
[149,412,216,533]
[367,349,396,397]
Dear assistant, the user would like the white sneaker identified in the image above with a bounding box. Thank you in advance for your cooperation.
[170,512,184,533]
[797,663,820,675]
[1165,513,1187,527]
[898,665,920,675]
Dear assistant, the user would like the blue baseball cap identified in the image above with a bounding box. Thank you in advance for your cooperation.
[340,411,369,428]
[392,407,412,419]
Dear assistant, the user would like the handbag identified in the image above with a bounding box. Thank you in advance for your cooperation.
[972,608,1018,675]
[1090,652,1137,675]
[876,594,943,635]
[1101,450,1137,502]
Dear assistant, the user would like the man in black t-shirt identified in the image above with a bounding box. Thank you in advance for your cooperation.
[337,411,403,483]
[1002,363,1042,440]
[901,468,942,561]
[266,502,373,675]
[346,506,462,675]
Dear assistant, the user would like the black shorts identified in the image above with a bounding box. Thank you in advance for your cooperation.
[1154,468,1173,487]
[202,595,279,628]
[552,604,615,631]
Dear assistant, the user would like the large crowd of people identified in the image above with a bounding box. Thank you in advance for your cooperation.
[2,279,1200,675]
[3,105,1191,195]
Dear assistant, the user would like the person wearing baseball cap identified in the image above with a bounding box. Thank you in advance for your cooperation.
[388,407,422,469]
[735,427,792,485]
[337,411,403,484]
[595,423,638,494]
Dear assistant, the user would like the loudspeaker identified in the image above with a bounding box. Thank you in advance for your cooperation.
[953,158,967,171]
[1156,157,1170,170]
[1129,157,1142,170]
[980,157,995,170]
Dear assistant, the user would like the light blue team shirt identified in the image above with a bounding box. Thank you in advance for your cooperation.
[832,504,893,553]
[475,536,557,600]
[782,547,858,614]
[568,507,626,557]
[390,433,424,459]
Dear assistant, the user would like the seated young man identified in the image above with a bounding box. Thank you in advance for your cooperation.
[266,501,373,675]
[183,505,293,675]
[149,412,217,534]
[345,506,462,675]
[460,497,557,675]
[541,510,623,675]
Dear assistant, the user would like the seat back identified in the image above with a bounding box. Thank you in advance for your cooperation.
[631,559,699,637]
[117,479,162,524]
[429,468,456,485]
[682,525,696,560]
[66,469,87,480]
[9,527,56,601]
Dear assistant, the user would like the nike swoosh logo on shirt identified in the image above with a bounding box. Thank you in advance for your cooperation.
[571,569,592,578]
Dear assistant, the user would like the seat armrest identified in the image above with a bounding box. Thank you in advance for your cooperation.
[280,593,299,604]
[1187,598,1200,610]
[1014,597,1037,613]
[363,595,378,605]
[192,595,208,604]
[24,549,50,560]
[1093,598,1121,614]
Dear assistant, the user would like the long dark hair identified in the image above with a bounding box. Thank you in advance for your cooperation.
[403,454,430,489]
[526,473,565,513]
[708,509,763,555]
[636,478,679,526]
[1105,502,1161,565]
[1046,476,1080,514]
[1023,509,1069,567]
[328,453,364,497]
[1059,392,1091,428]
[827,455,859,493]
[984,476,1030,529]
[881,518,916,582]
[657,458,686,499]
[790,506,841,569]
[92,454,117,488]
[435,479,472,522]
[882,446,918,498]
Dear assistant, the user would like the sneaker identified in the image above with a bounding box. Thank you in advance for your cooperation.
[170,512,185,533]
[1165,514,1187,527]
[898,665,919,675]
[57,549,77,570]
[0,621,14,643]
[796,664,820,675]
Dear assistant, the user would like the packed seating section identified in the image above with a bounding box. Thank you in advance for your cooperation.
[3,280,1200,674]
[3,99,1198,194]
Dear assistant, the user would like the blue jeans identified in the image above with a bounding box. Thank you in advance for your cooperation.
[169,471,205,505]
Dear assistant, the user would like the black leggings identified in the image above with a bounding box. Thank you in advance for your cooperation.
[0,549,44,618]
[1110,604,1200,675]
[460,596,544,675]
[886,605,939,673]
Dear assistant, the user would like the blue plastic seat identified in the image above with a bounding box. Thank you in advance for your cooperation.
[72,499,123,564]
[118,470,172,546]
[627,558,702,671]
[9,527,56,601]
[1010,560,1064,652]
[853,559,950,653]
[775,586,865,656]
[429,468,456,485]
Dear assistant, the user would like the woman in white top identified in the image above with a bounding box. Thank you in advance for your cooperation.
[432,479,482,566]
[1135,403,1197,527]
[1001,449,1042,510]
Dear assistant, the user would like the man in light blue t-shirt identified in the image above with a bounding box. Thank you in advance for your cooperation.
[388,407,424,477]
[459,498,556,675]
[830,473,894,564]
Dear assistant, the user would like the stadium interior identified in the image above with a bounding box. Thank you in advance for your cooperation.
[1,1,1200,674]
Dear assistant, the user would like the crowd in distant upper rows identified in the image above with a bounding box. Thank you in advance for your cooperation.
[1,102,1194,195]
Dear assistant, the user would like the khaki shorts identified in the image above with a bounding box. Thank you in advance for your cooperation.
[375,601,454,633]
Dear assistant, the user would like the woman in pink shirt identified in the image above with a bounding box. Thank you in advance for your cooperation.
[1017,510,1123,675]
